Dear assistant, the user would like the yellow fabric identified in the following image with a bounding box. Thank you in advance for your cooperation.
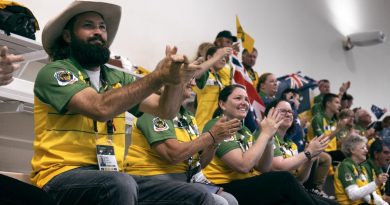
[334,163,371,205]
[307,118,337,152]
[193,66,231,132]
[31,85,126,188]
[236,15,255,54]
[203,153,259,184]
[124,117,199,176]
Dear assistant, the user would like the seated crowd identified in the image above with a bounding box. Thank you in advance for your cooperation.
[1,1,390,205]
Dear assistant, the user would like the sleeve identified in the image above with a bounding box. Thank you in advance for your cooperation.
[372,191,388,205]
[311,115,324,137]
[273,136,283,157]
[195,71,209,89]
[345,182,377,201]
[136,113,177,145]
[34,65,88,113]
[202,118,241,158]
[338,162,358,188]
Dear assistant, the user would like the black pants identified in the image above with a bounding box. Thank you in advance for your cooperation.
[219,171,319,205]
[0,174,55,205]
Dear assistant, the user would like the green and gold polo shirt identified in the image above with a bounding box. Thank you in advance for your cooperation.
[31,58,140,188]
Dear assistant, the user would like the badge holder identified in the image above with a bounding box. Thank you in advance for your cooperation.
[95,120,119,171]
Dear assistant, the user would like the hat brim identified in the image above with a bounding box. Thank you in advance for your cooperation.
[42,1,121,54]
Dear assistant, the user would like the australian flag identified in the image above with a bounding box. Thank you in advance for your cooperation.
[230,53,265,132]
[371,104,386,120]
[276,72,317,113]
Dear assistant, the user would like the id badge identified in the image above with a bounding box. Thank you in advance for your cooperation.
[96,145,119,171]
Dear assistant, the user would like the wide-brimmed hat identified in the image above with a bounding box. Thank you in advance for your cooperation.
[42,0,121,54]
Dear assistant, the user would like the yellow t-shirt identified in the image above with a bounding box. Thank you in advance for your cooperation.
[124,108,200,176]
[31,58,139,188]
[193,65,231,132]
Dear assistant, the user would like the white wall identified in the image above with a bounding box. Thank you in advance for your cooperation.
[17,0,390,112]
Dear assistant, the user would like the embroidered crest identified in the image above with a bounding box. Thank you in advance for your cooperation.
[345,173,353,181]
[54,70,78,86]
[153,117,168,132]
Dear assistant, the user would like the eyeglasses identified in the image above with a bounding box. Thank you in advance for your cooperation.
[278,109,293,116]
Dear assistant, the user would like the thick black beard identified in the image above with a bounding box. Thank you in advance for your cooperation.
[70,34,110,69]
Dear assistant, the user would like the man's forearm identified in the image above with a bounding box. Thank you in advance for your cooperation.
[158,83,184,119]
[72,71,165,121]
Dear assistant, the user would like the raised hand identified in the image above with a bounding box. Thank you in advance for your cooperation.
[339,81,351,94]
[209,116,242,143]
[306,135,329,157]
[215,47,233,59]
[258,108,284,140]
[0,46,24,86]
[155,46,199,85]
[375,173,389,186]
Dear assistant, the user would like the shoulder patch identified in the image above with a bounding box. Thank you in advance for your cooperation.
[345,172,353,181]
[153,117,168,132]
[54,70,78,86]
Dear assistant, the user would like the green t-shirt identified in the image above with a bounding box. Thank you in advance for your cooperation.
[34,57,140,115]
[203,117,254,158]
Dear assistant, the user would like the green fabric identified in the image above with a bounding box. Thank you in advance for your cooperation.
[337,158,369,188]
[136,113,176,145]
[203,117,254,158]
[34,58,140,116]
[363,158,383,180]
[314,94,323,104]
[273,134,293,157]
[136,107,196,145]
[311,111,337,137]
[195,71,210,89]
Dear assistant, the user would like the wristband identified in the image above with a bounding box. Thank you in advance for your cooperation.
[304,150,312,161]
[208,131,216,144]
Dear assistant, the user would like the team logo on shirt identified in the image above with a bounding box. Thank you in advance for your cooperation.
[344,173,353,181]
[153,117,168,132]
[54,70,78,86]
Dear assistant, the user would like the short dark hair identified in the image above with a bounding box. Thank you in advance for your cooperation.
[318,79,330,85]
[322,93,339,109]
[242,48,258,56]
[341,93,354,101]
[369,139,385,159]
[281,88,299,101]
[205,46,221,60]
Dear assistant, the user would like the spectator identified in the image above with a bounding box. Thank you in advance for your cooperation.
[202,85,319,205]
[337,109,356,147]
[355,108,377,142]
[256,72,278,107]
[193,46,232,131]
[281,90,335,199]
[124,79,241,205]
[334,135,388,205]
[309,93,348,162]
[281,88,305,152]
[0,47,55,205]
[364,139,390,203]
[241,48,259,89]
[269,99,337,204]
[312,80,350,116]
[341,94,354,110]
[30,1,214,204]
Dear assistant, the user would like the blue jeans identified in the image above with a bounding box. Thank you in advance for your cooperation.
[43,166,214,205]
